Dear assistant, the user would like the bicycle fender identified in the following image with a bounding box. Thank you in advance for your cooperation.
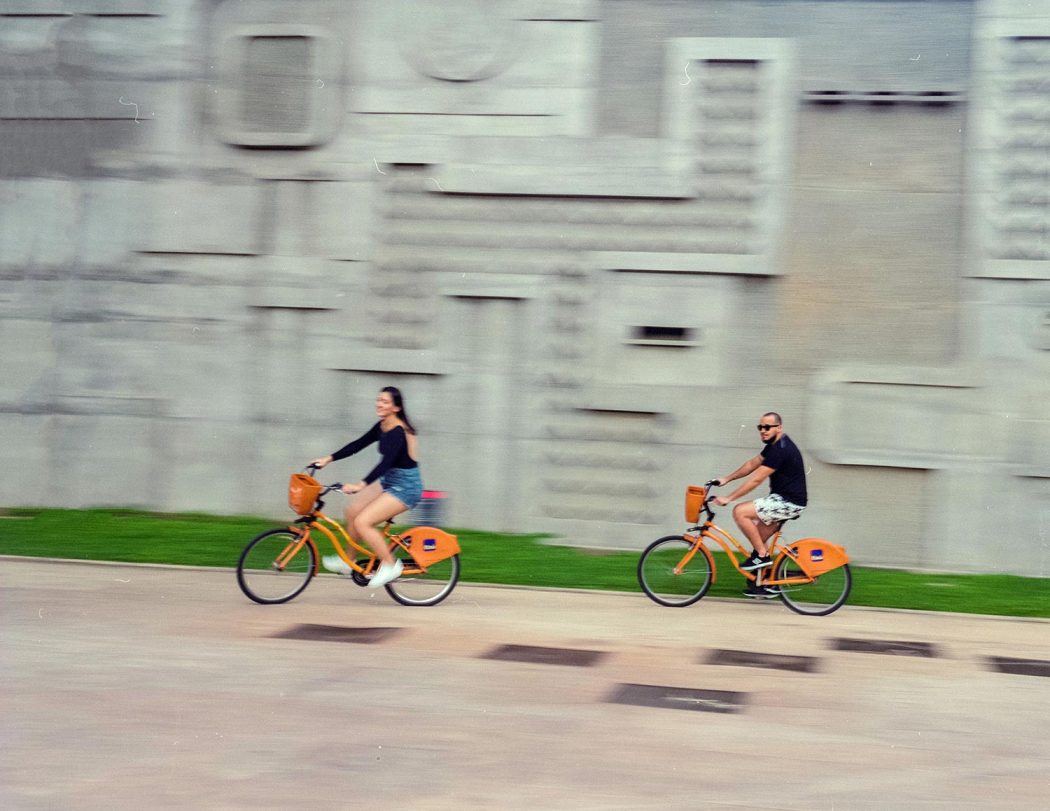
[398,526,460,567]
[782,538,849,577]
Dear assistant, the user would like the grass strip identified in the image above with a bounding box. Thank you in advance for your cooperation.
[2,508,1049,617]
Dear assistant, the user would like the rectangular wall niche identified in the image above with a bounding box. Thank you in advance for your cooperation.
[628,325,699,346]
[597,270,722,385]
[214,24,341,147]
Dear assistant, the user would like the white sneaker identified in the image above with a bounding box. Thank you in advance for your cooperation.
[367,559,403,589]
[322,555,353,575]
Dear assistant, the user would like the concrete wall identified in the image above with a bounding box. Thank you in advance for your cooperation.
[1,0,1048,574]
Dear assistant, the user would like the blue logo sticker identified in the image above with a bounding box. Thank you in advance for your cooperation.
[810,549,824,562]
[423,538,437,552]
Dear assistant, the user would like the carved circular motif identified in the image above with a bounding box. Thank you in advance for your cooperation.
[398,0,522,82]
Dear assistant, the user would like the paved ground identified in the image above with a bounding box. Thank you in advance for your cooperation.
[4,557,1050,810]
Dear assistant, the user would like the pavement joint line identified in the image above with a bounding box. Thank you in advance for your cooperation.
[4,555,1050,624]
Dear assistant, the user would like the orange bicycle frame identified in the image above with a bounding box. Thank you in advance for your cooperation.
[686,520,785,584]
[685,519,846,588]
[288,514,460,577]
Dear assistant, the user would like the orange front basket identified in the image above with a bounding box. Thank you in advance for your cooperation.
[685,485,707,523]
[288,473,322,515]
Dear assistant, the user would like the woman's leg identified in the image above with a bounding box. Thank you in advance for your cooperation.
[322,483,386,575]
[343,482,383,538]
[352,492,409,566]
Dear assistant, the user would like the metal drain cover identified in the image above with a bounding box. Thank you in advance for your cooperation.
[482,644,606,667]
[607,683,746,714]
[831,638,938,658]
[987,656,1050,677]
[273,625,401,644]
[704,648,818,673]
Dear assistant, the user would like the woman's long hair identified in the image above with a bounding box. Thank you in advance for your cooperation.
[382,386,417,434]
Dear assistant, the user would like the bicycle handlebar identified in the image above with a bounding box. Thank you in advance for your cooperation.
[693,479,721,520]
[305,464,343,494]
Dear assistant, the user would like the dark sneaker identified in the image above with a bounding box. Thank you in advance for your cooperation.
[740,554,772,572]
[743,584,780,599]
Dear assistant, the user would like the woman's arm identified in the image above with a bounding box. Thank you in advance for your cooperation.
[329,422,381,463]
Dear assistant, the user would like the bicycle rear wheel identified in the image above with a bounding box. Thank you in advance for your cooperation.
[385,547,460,606]
[774,555,852,616]
[637,535,713,607]
[237,528,316,604]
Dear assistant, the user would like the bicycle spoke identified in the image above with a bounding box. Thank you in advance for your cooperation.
[638,536,713,607]
[774,555,851,616]
[385,549,460,606]
[237,529,316,604]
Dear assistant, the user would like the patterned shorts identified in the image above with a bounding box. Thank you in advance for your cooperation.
[754,493,805,525]
[380,466,423,510]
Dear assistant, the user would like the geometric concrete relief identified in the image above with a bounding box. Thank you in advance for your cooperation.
[1036,310,1050,350]
[802,2,1050,575]
[813,15,1050,487]
[531,38,797,529]
[363,34,798,531]
[809,366,984,469]
[398,0,524,83]
[970,17,1050,280]
[213,25,344,148]
[6,0,1049,575]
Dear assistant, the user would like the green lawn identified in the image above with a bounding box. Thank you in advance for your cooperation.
[2,508,1049,617]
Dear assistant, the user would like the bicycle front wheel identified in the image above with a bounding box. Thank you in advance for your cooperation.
[237,528,316,604]
[774,555,852,616]
[385,549,460,606]
[638,535,713,607]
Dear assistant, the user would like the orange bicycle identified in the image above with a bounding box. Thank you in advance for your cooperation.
[236,468,461,606]
[637,481,851,616]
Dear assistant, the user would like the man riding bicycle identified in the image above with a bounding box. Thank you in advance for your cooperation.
[712,412,808,597]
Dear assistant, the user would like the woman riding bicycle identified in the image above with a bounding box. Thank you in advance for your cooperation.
[310,386,423,588]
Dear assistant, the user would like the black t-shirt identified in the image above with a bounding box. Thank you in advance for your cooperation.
[760,434,807,506]
[330,422,418,484]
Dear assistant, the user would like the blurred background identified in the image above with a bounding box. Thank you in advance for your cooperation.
[1,0,1047,574]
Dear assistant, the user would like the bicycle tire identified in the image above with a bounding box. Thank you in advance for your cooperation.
[637,535,714,607]
[236,528,316,605]
[385,550,460,607]
[774,554,852,616]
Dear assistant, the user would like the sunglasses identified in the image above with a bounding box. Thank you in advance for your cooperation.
[756,424,780,431]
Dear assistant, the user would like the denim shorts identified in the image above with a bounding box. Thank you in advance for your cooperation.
[755,493,805,525]
[381,466,423,510]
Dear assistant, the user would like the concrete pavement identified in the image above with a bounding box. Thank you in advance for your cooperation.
[4,557,1050,810]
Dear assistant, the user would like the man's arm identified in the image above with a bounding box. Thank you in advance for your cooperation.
[723,465,775,502]
[713,455,775,505]
[718,454,764,487]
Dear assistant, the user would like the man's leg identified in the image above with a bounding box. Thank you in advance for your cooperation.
[735,502,783,593]
[732,501,769,556]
